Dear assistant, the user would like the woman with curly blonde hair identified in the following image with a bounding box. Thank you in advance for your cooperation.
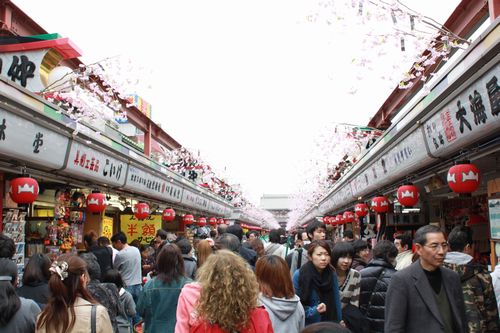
[175,250,273,333]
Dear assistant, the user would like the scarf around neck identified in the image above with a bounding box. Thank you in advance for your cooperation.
[298,260,337,321]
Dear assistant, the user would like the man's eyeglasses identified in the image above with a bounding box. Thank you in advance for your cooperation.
[424,242,449,251]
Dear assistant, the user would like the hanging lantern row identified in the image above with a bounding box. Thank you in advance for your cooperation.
[355,203,369,217]
[162,208,176,222]
[447,162,480,194]
[9,177,39,204]
[134,202,150,220]
[86,192,107,213]
[397,184,419,207]
[371,196,389,214]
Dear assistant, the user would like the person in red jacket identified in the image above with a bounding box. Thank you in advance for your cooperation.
[175,249,273,333]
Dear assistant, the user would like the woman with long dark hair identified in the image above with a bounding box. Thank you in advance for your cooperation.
[0,258,40,333]
[292,240,343,326]
[17,253,52,307]
[137,243,191,333]
[256,255,305,333]
[36,254,112,333]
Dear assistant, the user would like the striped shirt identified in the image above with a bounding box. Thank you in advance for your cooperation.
[339,268,361,308]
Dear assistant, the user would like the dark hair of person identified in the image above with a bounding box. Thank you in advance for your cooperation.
[352,239,369,254]
[256,255,295,299]
[226,224,243,242]
[156,229,168,240]
[103,269,124,290]
[79,252,101,281]
[296,229,306,241]
[250,238,265,258]
[372,240,398,263]
[269,229,281,243]
[215,233,241,252]
[331,241,355,268]
[83,231,97,247]
[448,225,473,252]
[97,236,110,246]
[156,244,185,284]
[217,224,228,235]
[210,229,217,238]
[110,231,127,244]
[23,252,51,285]
[394,233,412,250]
[306,221,326,240]
[129,239,141,249]
[246,230,258,239]
[37,254,96,333]
[300,321,352,333]
[0,234,15,259]
[414,225,444,245]
[307,239,333,258]
[139,244,151,253]
[0,258,21,326]
[175,238,192,255]
[343,229,354,239]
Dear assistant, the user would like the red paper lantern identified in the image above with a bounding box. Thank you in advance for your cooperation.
[197,217,207,227]
[217,218,224,225]
[397,185,419,207]
[9,177,39,204]
[336,214,345,225]
[208,217,217,226]
[183,214,194,225]
[343,211,355,223]
[162,208,176,222]
[323,216,330,225]
[355,203,369,217]
[86,192,107,213]
[447,163,480,193]
[134,202,150,220]
[371,196,389,213]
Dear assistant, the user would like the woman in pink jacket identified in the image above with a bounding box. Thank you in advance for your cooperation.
[175,250,274,333]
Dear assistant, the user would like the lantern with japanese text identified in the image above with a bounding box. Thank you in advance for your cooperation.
[162,208,175,222]
[447,163,480,194]
[86,192,107,213]
[323,216,330,225]
[9,177,39,204]
[336,214,345,225]
[183,214,194,225]
[355,203,369,217]
[208,217,217,226]
[217,218,224,225]
[397,184,419,207]
[197,217,207,227]
[134,202,150,220]
[343,211,355,223]
[371,196,389,213]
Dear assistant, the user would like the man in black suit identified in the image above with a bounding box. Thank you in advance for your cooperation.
[385,225,466,333]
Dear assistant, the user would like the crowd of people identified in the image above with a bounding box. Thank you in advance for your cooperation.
[1,221,500,333]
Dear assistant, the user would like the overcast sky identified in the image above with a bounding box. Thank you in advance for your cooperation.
[14,0,460,205]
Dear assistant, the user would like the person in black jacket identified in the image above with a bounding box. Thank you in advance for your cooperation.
[359,240,397,333]
[16,253,52,307]
[84,232,113,279]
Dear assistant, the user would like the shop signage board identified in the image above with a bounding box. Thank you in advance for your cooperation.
[423,64,500,158]
[0,49,51,93]
[489,198,500,240]
[101,216,113,240]
[123,165,183,203]
[120,214,161,244]
[181,188,210,212]
[63,141,127,187]
[0,108,68,169]
[208,201,226,216]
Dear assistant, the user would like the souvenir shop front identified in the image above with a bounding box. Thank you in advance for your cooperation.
[0,76,234,275]
[299,15,500,262]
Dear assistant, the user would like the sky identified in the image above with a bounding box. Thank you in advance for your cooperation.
[13,0,461,205]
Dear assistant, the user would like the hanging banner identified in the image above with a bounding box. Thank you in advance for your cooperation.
[101,216,114,240]
[120,214,161,245]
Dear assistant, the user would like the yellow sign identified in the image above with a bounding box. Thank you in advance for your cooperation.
[120,214,162,245]
[102,217,114,240]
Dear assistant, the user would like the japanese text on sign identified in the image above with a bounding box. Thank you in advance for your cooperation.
[120,214,162,245]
